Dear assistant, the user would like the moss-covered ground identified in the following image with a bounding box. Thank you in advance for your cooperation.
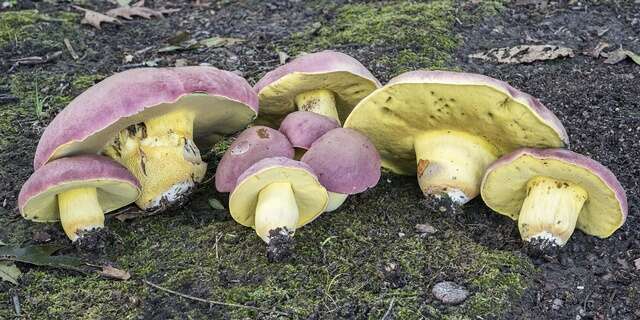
[0,1,539,319]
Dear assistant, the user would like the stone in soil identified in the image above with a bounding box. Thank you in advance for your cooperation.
[432,281,469,305]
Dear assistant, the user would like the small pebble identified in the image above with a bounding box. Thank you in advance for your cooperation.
[398,232,405,238]
[634,258,640,270]
[415,223,437,234]
[552,298,563,310]
[432,281,469,305]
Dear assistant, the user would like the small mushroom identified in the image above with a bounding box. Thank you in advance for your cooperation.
[254,50,381,126]
[18,155,140,242]
[278,111,339,159]
[215,126,294,193]
[229,157,328,261]
[481,148,628,252]
[344,70,568,205]
[34,67,258,210]
[300,128,381,211]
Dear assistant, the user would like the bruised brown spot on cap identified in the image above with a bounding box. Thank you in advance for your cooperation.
[417,159,429,178]
[256,128,270,139]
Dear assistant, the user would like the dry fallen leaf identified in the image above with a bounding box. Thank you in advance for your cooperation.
[106,6,164,20]
[199,37,244,48]
[469,45,575,64]
[584,42,610,58]
[0,261,21,285]
[72,5,121,30]
[603,48,640,65]
[99,265,131,280]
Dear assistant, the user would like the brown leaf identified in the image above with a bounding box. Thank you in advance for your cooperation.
[72,5,121,30]
[106,6,164,20]
[469,45,574,64]
[99,265,131,280]
[603,48,640,65]
[584,42,610,58]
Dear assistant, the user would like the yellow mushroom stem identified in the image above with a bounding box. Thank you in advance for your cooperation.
[254,182,300,243]
[294,89,340,124]
[325,191,348,212]
[518,176,588,247]
[58,187,105,241]
[104,110,207,210]
[414,130,499,205]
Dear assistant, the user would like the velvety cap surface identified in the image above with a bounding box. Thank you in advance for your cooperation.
[279,111,340,150]
[215,126,294,192]
[19,155,140,222]
[34,66,258,169]
[344,70,569,175]
[229,157,328,229]
[254,50,381,126]
[301,128,381,194]
[481,148,627,238]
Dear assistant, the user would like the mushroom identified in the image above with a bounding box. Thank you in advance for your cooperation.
[278,111,339,159]
[300,128,381,212]
[481,148,627,252]
[344,70,568,205]
[215,126,294,193]
[254,50,381,126]
[229,157,328,261]
[18,155,140,243]
[33,67,258,210]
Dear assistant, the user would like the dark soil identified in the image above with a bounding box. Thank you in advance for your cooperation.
[0,1,638,319]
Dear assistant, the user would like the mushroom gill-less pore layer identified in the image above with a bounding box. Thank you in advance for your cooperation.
[481,150,627,238]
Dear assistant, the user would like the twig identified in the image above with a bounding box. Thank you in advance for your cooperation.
[381,298,395,320]
[8,51,62,73]
[143,279,289,316]
[12,295,21,316]
[214,233,223,260]
[64,39,80,60]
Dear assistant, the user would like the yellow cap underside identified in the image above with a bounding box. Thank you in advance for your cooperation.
[481,155,624,238]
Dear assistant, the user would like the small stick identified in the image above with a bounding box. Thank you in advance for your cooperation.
[143,279,289,316]
[64,39,80,60]
[381,298,395,320]
[12,295,21,316]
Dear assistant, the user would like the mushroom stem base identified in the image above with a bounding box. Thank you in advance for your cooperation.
[518,176,588,247]
[104,110,207,210]
[295,89,340,124]
[325,192,348,212]
[58,187,105,241]
[414,130,498,204]
[254,182,300,243]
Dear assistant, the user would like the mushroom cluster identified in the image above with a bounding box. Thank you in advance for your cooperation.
[215,113,381,261]
[16,49,627,258]
[19,66,259,244]
[345,70,627,252]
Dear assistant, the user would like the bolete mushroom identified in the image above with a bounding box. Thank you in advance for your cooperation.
[229,157,328,261]
[481,148,627,252]
[278,111,339,159]
[254,50,381,126]
[18,155,140,243]
[344,70,568,205]
[34,67,258,210]
[215,126,294,193]
[300,128,381,212]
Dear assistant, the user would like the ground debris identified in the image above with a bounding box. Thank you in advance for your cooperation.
[0,261,21,285]
[99,265,131,280]
[415,223,437,235]
[469,45,574,64]
[72,5,121,30]
[602,48,640,65]
[432,281,469,305]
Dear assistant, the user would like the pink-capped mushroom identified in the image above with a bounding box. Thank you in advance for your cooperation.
[215,126,294,193]
[228,157,328,261]
[254,50,381,126]
[481,148,627,252]
[34,67,258,211]
[301,128,381,212]
[278,111,339,159]
[345,70,568,205]
[18,155,140,243]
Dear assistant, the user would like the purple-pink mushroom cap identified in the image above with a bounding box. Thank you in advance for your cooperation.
[34,66,259,169]
[215,126,294,193]
[279,111,340,150]
[301,128,381,194]
[19,155,141,222]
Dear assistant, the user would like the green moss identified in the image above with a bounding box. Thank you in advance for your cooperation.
[0,10,40,47]
[285,0,503,76]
